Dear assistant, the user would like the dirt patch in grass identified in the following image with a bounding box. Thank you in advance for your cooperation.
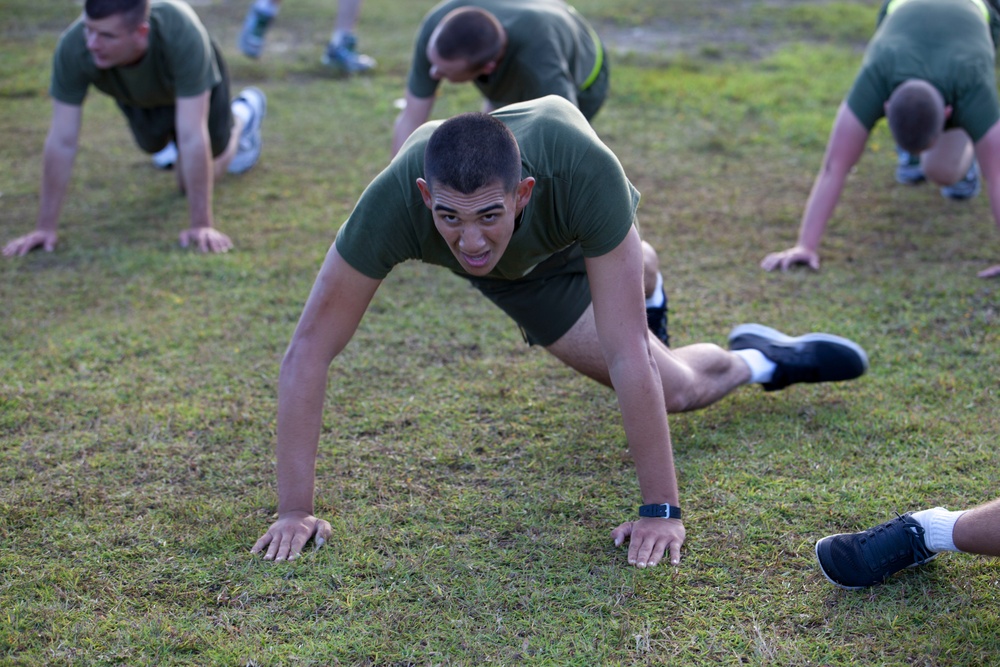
[595,0,875,60]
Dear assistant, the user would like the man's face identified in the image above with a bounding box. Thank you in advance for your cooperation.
[83,12,149,69]
[416,178,534,276]
[426,44,487,83]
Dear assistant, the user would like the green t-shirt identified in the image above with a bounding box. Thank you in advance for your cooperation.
[50,0,221,108]
[335,96,639,281]
[406,0,601,110]
[846,0,1000,142]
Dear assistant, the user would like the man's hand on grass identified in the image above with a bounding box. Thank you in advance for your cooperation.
[251,511,332,561]
[611,517,686,568]
[3,230,58,257]
[978,263,1000,278]
[179,226,233,253]
[760,245,820,272]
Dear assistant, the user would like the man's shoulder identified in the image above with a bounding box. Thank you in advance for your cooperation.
[495,96,595,140]
[150,0,207,31]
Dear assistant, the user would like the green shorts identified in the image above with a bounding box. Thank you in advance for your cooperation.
[464,243,591,347]
[115,40,233,157]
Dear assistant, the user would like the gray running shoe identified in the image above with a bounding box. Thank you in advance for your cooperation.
[941,161,981,200]
[228,87,267,175]
[728,323,868,391]
[815,513,939,589]
[321,34,376,73]
[239,6,275,59]
[895,147,925,185]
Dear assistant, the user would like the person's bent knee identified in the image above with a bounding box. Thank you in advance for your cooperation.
[922,159,969,186]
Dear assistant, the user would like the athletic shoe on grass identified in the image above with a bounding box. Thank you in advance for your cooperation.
[815,513,939,589]
[941,161,981,200]
[321,34,376,73]
[228,87,267,175]
[727,323,868,391]
[895,148,925,185]
[239,5,274,59]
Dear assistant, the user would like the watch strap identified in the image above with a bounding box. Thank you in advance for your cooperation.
[638,503,682,520]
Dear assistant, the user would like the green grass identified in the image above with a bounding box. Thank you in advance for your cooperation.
[3,0,1000,664]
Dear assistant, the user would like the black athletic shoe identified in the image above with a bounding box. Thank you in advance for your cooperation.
[815,513,939,590]
[646,287,669,347]
[727,323,868,392]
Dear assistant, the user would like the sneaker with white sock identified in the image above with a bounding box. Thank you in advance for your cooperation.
[815,513,939,589]
[151,141,178,170]
[727,323,868,391]
[228,87,267,175]
[321,34,376,73]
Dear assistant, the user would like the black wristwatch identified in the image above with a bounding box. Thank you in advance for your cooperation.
[638,503,682,520]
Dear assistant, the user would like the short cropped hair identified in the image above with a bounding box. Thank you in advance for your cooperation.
[433,7,504,69]
[886,81,945,154]
[424,113,522,195]
[84,0,150,30]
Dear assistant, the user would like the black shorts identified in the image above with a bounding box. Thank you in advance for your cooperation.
[464,243,592,347]
[115,40,233,157]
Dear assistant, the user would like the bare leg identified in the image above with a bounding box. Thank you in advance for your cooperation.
[546,304,751,413]
[953,498,1000,557]
[335,0,364,33]
[212,113,247,179]
[172,112,246,192]
[922,128,974,186]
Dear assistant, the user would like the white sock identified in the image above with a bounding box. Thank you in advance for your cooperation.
[911,507,966,553]
[732,349,777,385]
[231,100,253,127]
[645,272,664,308]
[254,0,279,16]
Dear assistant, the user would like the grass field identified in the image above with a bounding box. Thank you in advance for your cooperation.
[2,0,999,664]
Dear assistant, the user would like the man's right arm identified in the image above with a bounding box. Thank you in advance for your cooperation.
[761,102,869,272]
[252,243,382,561]
[3,100,82,257]
[391,91,435,157]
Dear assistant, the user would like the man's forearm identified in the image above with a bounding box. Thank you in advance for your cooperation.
[36,139,78,232]
[609,355,679,506]
[796,167,846,252]
[178,133,215,230]
[274,348,333,515]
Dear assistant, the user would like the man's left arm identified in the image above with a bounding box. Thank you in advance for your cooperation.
[175,91,232,253]
[974,120,1000,277]
[585,226,685,567]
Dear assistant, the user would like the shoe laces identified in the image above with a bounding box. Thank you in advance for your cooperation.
[859,514,931,571]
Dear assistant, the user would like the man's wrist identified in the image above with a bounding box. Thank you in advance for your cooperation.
[638,503,681,520]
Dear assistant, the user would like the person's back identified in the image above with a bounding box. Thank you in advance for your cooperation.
[847,0,999,143]
[391,0,606,156]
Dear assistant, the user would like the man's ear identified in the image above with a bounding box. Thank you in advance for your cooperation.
[944,104,953,120]
[416,178,434,210]
[135,20,150,39]
[514,177,535,211]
